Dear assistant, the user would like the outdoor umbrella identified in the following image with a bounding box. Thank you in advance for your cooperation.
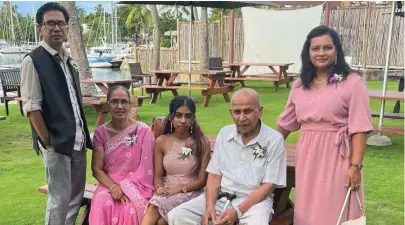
[119,1,275,97]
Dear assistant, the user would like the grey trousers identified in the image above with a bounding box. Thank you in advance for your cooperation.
[40,146,87,225]
[167,194,273,225]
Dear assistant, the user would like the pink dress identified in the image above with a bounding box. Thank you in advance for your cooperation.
[277,74,373,225]
[148,136,203,221]
[89,122,155,225]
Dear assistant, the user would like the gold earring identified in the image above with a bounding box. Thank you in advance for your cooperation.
[170,122,173,132]
[334,56,337,65]
[190,122,194,134]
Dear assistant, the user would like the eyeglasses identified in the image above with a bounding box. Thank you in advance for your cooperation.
[42,21,68,30]
[108,99,130,107]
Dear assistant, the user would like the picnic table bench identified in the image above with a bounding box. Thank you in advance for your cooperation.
[14,95,144,126]
[226,62,294,91]
[38,119,296,225]
[368,90,404,136]
[141,70,235,107]
[371,111,404,119]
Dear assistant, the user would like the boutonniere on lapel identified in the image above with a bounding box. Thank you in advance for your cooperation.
[179,147,193,160]
[252,142,267,160]
[329,73,345,84]
[68,57,79,73]
[125,126,138,147]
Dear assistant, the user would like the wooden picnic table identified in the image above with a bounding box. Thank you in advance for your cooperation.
[368,90,404,101]
[227,62,294,91]
[80,78,135,95]
[0,116,5,120]
[141,70,235,107]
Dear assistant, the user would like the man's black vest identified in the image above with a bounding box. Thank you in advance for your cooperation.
[28,46,92,156]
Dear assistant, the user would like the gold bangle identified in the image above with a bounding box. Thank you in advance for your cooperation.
[109,184,117,193]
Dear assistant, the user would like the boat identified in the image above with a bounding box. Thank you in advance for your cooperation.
[0,46,27,54]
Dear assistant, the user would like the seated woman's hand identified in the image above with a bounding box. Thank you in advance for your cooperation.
[164,185,183,197]
[110,184,124,200]
[156,187,168,196]
[120,194,130,204]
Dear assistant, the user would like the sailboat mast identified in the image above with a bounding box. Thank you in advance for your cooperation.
[103,6,106,45]
[9,1,15,44]
[33,3,38,44]
[114,2,118,46]
[110,1,114,46]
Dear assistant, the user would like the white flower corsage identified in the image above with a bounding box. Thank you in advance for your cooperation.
[252,143,267,160]
[179,146,193,160]
[329,73,344,83]
[125,133,138,146]
[69,58,79,72]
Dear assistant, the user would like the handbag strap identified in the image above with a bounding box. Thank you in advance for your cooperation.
[336,187,365,225]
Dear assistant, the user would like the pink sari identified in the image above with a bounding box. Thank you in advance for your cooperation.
[89,122,155,225]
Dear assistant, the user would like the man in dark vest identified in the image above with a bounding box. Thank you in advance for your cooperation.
[20,2,92,225]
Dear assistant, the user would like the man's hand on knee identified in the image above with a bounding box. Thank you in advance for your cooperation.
[213,208,237,225]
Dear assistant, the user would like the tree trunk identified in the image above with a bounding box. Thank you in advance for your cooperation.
[193,7,199,21]
[199,7,208,70]
[60,1,96,94]
[150,5,160,70]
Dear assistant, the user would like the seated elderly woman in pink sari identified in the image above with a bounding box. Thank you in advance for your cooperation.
[89,86,155,225]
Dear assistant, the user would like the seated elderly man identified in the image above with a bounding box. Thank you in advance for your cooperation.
[168,88,286,225]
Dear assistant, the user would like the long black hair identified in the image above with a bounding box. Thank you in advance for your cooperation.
[163,96,206,174]
[300,25,354,89]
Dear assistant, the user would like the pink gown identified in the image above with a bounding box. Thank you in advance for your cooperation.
[148,136,203,221]
[277,74,373,225]
[89,122,155,225]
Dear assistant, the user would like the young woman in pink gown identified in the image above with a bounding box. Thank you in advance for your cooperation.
[141,96,211,225]
[277,26,373,225]
[89,86,155,225]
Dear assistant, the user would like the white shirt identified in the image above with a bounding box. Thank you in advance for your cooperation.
[206,122,287,199]
[20,41,85,151]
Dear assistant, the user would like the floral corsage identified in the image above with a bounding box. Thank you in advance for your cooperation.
[252,143,267,160]
[179,147,193,160]
[329,73,345,84]
[124,127,138,146]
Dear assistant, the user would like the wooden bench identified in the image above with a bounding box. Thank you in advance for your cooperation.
[38,118,294,225]
[373,126,404,136]
[82,94,149,107]
[0,68,23,116]
[225,75,293,91]
[371,111,404,119]
[141,84,209,91]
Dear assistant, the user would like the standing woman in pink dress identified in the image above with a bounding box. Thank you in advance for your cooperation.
[141,96,211,225]
[89,86,155,225]
[277,26,373,225]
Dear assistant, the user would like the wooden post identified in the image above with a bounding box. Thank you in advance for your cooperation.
[177,19,180,66]
[323,2,331,26]
[219,11,223,58]
[228,9,235,64]
[362,2,372,69]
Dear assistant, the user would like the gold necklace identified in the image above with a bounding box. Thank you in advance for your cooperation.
[313,78,327,84]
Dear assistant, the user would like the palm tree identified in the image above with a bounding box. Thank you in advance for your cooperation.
[125,4,153,41]
[60,1,96,93]
[159,5,190,19]
[150,5,160,70]
[199,7,208,70]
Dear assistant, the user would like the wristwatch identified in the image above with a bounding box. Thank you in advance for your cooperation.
[234,206,243,219]
[350,164,363,170]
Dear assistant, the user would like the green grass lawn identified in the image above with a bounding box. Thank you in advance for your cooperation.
[0,81,403,225]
